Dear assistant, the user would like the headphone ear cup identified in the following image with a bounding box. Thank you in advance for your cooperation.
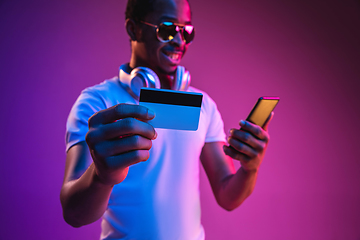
[119,64,133,89]
[129,67,161,97]
[119,64,161,99]
[173,66,191,91]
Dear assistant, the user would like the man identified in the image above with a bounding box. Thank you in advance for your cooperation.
[60,0,273,239]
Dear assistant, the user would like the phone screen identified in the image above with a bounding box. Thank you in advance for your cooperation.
[246,97,279,128]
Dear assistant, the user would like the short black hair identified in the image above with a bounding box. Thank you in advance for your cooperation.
[125,0,157,22]
[125,0,191,22]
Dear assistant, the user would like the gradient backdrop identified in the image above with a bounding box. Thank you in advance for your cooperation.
[1,0,360,239]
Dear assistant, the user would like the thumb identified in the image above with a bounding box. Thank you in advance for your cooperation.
[262,112,274,131]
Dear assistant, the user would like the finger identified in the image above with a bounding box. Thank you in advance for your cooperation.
[89,104,155,127]
[239,120,269,142]
[262,112,274,131]
[223,145,250,161]
[86,118,156,146]
[93,135,152,157]
[106,150,150,169]
[95,118,156,141]
[229,129,263,150]
[227,137,257,158]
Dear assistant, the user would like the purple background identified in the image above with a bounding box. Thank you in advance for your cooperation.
[1,0,360,239]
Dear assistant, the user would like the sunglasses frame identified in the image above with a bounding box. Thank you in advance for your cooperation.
[140,21,195,44]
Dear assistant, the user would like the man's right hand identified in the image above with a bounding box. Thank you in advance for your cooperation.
[85,103,157,186]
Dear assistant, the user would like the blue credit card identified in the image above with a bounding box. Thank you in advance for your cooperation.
[139,88,203,131]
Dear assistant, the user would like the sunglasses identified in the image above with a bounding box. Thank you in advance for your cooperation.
[140,21,195,44]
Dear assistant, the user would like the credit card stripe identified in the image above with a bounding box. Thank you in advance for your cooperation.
[140,88,202,107]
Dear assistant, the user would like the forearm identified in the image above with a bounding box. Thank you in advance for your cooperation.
[60,163,114,227]
[217,167,258,211]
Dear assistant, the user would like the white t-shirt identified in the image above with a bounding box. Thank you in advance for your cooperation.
[66,76,226,240]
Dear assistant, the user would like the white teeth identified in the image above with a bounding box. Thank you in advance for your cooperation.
[167,53,180,60]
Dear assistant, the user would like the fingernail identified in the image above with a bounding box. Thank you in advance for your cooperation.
[148,110,155,118]
[240,120,245,126]
[153,131,158,140]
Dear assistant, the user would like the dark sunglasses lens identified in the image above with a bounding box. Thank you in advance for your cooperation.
[183,25,195,43]
[158,22,195,43]
[158,23,178,41]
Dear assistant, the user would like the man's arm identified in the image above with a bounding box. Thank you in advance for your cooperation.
[200,113,273,211]
[60,104,157,227]
[60,142,115,227]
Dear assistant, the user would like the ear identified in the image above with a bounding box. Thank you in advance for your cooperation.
[125,19,137,41]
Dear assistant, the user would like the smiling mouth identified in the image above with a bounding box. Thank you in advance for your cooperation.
[168,52,181,60]
[163,50,182,62]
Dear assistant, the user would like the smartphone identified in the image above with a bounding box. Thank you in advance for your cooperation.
[246,97,279,128]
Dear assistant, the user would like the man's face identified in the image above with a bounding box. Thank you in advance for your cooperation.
[133,0,192,75]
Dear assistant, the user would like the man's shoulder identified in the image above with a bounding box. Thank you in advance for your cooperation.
[82,76,123,95]
[76,76,135,108]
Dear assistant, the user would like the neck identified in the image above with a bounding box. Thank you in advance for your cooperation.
[156,72,173,89]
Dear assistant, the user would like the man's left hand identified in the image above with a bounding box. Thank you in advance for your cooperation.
[223,112,274,173]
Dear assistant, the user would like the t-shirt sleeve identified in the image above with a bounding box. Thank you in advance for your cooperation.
[204,95,226,143]
[65,89,106,152]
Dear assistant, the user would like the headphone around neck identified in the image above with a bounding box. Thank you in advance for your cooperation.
[119,64,191,99]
